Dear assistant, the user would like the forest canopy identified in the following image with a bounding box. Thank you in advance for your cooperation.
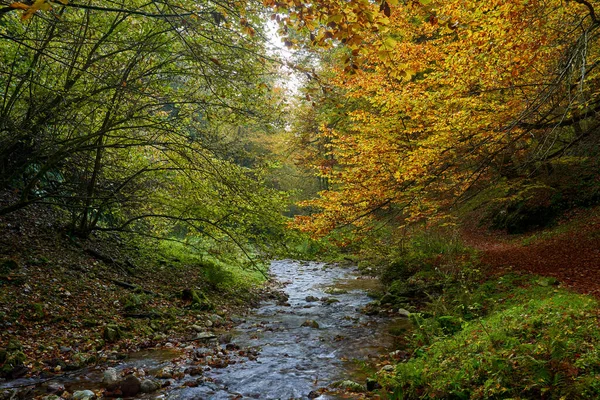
[0,0,290,261]
[285,0,600,239]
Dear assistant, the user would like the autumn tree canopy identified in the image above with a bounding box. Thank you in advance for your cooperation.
[287,0,600,238]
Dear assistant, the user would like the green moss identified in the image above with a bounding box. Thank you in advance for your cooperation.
[381,280,600,399]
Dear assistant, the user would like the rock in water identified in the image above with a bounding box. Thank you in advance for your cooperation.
[46,383,65,394]
[119,375,141,397]
[301,319,320,329]
[72,390,96,400]
[102,367,119,386]
[140,379,160,393]
[305,295,319,302]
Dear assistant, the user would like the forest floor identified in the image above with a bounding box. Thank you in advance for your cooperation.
[462,206,600,297]
[0,199,269,382]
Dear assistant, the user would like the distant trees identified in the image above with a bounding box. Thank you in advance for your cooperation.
[0,0,289,257]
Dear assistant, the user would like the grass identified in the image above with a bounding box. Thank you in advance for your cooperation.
[368,227,600,399]
[377,271,600,399]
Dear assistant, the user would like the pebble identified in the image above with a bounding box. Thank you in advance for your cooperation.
[72,390,96,400]
[46,383,65,394]
[380,365,395,372]
[398,308,411,318]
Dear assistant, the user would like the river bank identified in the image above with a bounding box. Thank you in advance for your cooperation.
[1,260,404,399]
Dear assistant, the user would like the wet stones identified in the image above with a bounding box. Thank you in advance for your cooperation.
[301,319,320,329]
[194,331,217,341]
[104,374,141,397]
[322,297,340,305]
[72,390,96,400]
[333,380,366,393]
[102,367,119,386]
[324,288,349,295]
[46,383,65,394]
[140,379,160,393]
[305,295,319,302]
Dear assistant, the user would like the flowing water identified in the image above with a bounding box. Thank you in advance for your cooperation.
[1,260,405,399]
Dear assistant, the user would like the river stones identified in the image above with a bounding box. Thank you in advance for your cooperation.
[72,390,96,400]
[301,319,320,329]
[333,380,366,392]
[194,331,217,341]
[102,367,119,385]
[140,379,160,393]
[46,383,65,394]
[305,295,319,302]
[105,374,141,397]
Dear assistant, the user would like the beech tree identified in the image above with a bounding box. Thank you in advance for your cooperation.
[286,0,600,237]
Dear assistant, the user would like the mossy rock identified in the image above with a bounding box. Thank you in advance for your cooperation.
[103,324,124,343]
[0,351,27,378]
[333,380,366,393]
[182,289,214,311]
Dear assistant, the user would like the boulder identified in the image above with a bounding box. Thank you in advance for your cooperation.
[119,375,141,397]
[305,295,319,302]
[140,379,160,393]
[102,367,119,386]
[103,325,123,343]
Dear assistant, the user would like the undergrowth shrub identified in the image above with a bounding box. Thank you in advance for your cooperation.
[381,283,600,399]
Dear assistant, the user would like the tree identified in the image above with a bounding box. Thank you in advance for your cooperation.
[0,0,289,260]
[289,0,600,238]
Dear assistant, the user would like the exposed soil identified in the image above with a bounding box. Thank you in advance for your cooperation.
[463,207,600,297]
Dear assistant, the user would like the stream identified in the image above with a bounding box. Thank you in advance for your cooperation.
[1,260,405,399]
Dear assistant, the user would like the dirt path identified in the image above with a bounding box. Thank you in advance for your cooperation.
[462,209,600,297]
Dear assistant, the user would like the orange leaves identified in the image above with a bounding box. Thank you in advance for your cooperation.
[9,0,68,20]
[291,0,600,239]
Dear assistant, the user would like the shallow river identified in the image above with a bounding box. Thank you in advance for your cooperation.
[170,260,395,399]
[2,260,401,399]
